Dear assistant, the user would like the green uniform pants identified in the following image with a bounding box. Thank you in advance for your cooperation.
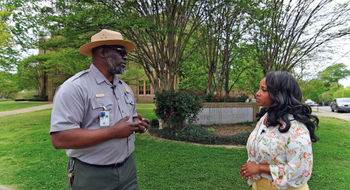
[67,154,138,190]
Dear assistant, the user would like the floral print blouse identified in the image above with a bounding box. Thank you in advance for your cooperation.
[246,113,313,189]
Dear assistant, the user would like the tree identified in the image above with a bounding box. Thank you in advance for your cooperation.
[30,0,209,93]
[299,79,327,103]
[229,44,264,97]
[0,5,16,71]
[0,71,19,98]
[318,63,350,86]
[300,63,350,102]
[6,0,117,97]
[249,0,350,74]
[99,0,208,92]
[0,9,12,47]
[333,87,350,98]
[196,0,248,95]
[178,46,208,91]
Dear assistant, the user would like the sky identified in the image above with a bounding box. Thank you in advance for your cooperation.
[310,0,350,87]
[335,35,350,87]
[312,36,350,87]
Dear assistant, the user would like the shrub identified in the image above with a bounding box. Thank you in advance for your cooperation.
[15,95,48,101]
[155,90,202,128]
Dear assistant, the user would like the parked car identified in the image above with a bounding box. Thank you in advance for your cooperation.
[304,99,318,106]
[330,98,350,112]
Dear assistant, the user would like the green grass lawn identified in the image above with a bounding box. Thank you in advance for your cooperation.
[0,103,349,189]
[0,101,48,112]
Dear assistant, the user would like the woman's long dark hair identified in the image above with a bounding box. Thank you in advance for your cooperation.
[256,71,319,142]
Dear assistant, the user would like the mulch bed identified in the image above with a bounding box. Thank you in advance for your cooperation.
[204,124,255,136]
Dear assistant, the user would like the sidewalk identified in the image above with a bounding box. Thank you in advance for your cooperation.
[0,104,53,117]
[312,107,350,122]
[0,185,13,190]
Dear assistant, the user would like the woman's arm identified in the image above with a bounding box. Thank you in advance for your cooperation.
[269,123,313,188]
[240,162,270,178]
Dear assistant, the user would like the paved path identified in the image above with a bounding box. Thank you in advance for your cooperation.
[0,185,13,190]
[0,104,53,117]
[312,107,350,122]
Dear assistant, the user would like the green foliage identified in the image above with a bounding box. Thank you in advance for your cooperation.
[149,120,250,145]
[0,71,19,98]
[318,63,350,85]
[230,44,264,96]
[333,87,350,98]
[0,6,18,71]
[14,89,38,99]
[0,9,13,47]
[4,0,348,99]
[299,79,327,103]
[300,64,350,103]
[178,50,208,91]
[155,90,203,128]
[320,84,342,103]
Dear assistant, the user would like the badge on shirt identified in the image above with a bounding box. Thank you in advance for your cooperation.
[125,87,130,93]
[99,111,110,127]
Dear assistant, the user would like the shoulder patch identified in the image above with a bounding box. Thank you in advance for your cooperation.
[119,79,132,94]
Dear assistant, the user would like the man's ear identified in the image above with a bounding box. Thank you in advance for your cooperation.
[97,47,105,58]
[92,46,105,58]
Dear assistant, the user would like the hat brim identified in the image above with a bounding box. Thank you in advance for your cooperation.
[79,40,136,56]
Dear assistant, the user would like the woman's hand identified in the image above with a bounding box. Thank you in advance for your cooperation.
[240,162,269,178]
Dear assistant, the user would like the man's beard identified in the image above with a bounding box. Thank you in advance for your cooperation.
[106,57,125,75]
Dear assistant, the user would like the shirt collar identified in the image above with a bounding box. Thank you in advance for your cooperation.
[90,64,121,85]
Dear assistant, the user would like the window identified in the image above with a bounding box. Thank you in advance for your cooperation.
[138,81,144,95]
[138,80,151,95]
[145,81,151,94]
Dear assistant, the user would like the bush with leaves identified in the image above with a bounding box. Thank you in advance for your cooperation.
[155,90,203,128]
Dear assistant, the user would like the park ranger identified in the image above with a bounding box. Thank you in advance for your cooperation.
[50,29,149,190]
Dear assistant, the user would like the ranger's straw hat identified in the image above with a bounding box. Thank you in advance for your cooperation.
[79,29,136,56]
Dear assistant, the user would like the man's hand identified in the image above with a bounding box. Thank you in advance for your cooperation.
[111,116,140,138]
[133,113,149,133]
[51,115,142,149]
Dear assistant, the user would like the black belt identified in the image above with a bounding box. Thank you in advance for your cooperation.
[74,155,130,168]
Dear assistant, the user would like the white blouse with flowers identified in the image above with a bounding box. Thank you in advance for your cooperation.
[246,113,313,189]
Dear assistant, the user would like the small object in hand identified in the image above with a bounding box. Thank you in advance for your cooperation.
[137,113,148,132]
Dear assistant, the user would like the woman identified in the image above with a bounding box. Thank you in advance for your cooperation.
[240,71,319,190]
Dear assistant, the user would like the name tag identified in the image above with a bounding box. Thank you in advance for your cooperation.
[96,94,105,98]
[99,111,110,127]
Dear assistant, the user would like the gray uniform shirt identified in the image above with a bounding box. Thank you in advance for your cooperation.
[50,64,137,165]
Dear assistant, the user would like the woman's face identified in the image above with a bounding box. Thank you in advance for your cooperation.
[256,77,272,108]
